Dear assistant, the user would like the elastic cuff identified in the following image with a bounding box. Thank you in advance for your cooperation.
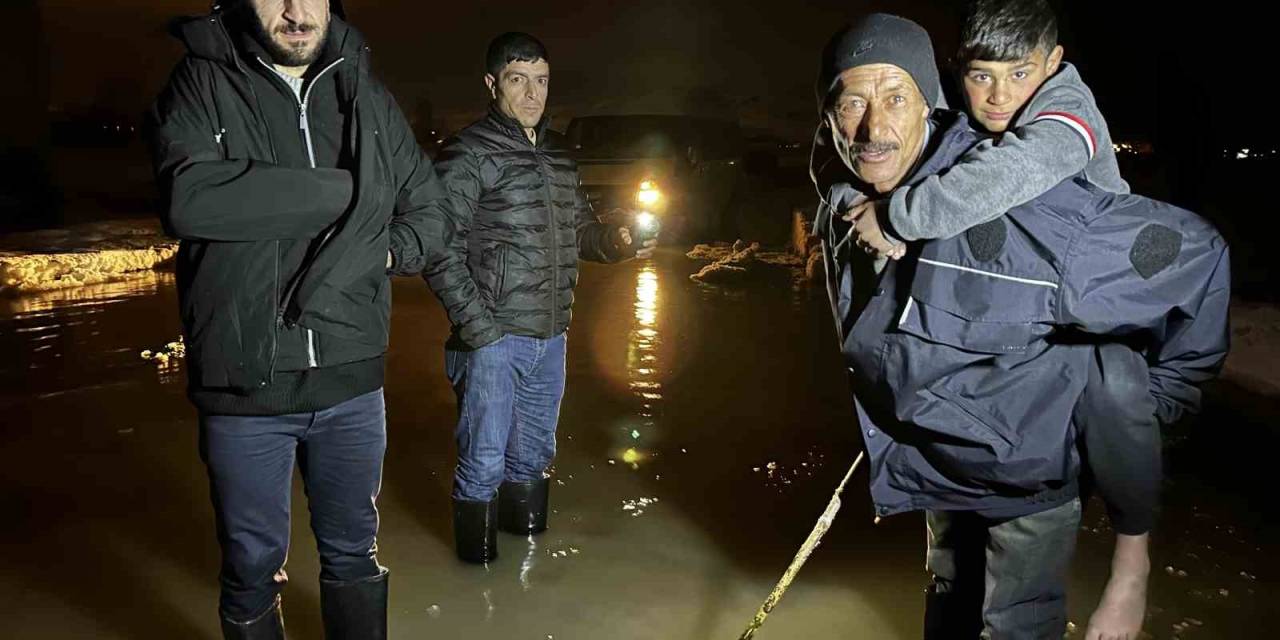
[881,193,909,245]
[1107,504,1156,536]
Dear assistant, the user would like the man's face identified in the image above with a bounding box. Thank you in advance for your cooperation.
[825,64,931,194]
[248,0,331,69]
[486,59,550,130]
[962,45,1064,133]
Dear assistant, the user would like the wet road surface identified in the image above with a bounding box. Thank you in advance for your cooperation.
[1,250,1276,639]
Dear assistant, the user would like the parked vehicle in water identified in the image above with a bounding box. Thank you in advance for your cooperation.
[566,114,748,241]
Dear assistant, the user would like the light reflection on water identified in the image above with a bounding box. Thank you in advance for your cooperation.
[2,270,174,318]
[0,270,180,393]
[619,266,662,468]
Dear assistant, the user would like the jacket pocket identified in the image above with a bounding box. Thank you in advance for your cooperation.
[495,244,509,305]
[924,380,1022,454]
[478,245,508,307]
[896,295,1048,356]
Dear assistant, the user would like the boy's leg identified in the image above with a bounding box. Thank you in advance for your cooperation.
[1087,533,1150,640]
[1079,343,1161,536]
[1078,344,1159,639]
[982,499,1082,639]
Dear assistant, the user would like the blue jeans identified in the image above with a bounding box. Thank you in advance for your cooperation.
[924,498,1082,639]
[446,333,567,502]
[199,389,387,622]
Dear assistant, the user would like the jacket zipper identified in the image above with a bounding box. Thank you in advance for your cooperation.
[259,57,345,368]
[538,151,558,336]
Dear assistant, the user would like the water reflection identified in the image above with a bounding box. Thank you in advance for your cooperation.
[2,270,174,318]
[0,270,179,396]
[619,266,662,468]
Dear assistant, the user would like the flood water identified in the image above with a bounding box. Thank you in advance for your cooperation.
[1,249,1275,639]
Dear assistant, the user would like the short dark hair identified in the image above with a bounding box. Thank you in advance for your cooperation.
[485,32,549,78]
[957,0,1058,66]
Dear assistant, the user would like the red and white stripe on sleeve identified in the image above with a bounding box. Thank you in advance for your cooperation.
[1033,111,1097,159]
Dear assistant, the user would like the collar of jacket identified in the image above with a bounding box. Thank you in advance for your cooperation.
[486,102,550,147]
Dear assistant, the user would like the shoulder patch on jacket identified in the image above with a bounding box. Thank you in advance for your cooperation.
[1130,224,1182,279]
[966,219,1008,262]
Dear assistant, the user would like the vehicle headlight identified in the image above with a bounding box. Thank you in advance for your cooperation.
[636,180,662,206]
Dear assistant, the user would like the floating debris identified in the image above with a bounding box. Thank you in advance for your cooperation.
[607,459,617,466]
[427,605,442,618]
[140,336,186,370]
[631,429,641,439]
[621,497,660,517]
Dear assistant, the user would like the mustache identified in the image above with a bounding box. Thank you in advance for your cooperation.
[850,141,899,155]
[277,23,318,35]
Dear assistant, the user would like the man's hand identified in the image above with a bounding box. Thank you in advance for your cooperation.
[843,200,905,260]
[618,226,658,260]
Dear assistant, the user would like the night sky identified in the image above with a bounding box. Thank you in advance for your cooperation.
[35,1,1271,145]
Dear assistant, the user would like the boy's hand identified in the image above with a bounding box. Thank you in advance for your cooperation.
[843,201,905,260]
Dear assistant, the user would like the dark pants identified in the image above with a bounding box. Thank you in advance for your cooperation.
[1076,343,1161,535]
[924,498,1082,640]
[199,388,387,622]
[446,334,567,502]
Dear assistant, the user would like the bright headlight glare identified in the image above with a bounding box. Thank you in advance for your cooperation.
[636,212,656,230]
[637,189,661,206]
[637,180,661,206]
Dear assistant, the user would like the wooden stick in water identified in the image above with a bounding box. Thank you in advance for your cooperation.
[739,451,866,640]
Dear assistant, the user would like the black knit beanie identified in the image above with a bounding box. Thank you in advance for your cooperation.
[816,13,940,113]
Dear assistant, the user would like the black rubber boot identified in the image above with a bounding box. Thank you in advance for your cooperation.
[498,477,550,535]
[454,498,499,564]
[319,569,388,640]
[220,595,285,640]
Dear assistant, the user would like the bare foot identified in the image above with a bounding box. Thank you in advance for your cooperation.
[1085,534,1150,640]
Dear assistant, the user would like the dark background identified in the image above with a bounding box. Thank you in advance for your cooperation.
[2,0,1272,295]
